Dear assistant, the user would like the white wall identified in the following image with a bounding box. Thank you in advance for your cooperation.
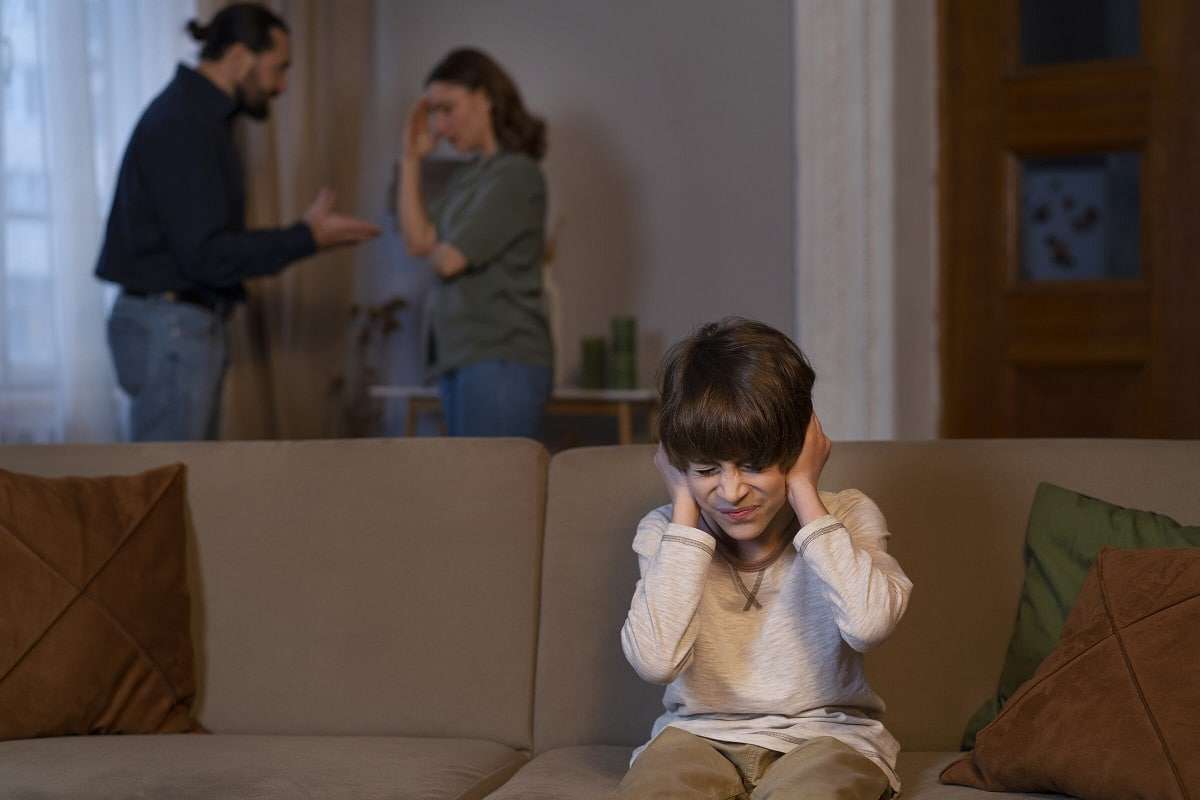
[354,0,939,439]
[355,0,795,391]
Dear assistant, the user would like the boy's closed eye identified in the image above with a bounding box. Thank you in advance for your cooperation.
[689,463,767,477]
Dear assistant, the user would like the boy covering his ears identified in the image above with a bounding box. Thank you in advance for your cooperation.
[618,318,912,799]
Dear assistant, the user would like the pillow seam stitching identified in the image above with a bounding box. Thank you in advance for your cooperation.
[1097,552,1191,800]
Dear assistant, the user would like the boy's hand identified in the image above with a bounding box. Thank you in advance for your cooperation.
[786,413,831,525]
[654,444,701,529]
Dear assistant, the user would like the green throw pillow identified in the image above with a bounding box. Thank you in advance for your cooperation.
[962,482,1200,749]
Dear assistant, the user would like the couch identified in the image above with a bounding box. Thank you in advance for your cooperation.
[1,437,1196,799]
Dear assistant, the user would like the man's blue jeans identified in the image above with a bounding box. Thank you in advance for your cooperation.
[438,359,552,438]
[107,294,228,441]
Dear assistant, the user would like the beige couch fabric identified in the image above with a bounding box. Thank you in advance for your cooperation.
[485,745,633,799]
[533,445,666,753]
[0,735,525,800]
[0,438,547,749]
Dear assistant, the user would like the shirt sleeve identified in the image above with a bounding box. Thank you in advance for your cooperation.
[139,122,316,288]
[794,490,913,652]
[620,508,715,685]
[441,157,545,268]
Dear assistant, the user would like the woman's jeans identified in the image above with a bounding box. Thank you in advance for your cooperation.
[107,293,228,442]
[438,359,552,438]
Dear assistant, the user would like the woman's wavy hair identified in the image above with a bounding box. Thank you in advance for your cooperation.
[426,48,547,161]
[186,2,288,61]
[658,318,815,472]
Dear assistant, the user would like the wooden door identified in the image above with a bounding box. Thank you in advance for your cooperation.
[940,0,1200,437]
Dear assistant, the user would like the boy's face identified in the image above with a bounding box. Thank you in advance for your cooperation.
[685,461,789,542]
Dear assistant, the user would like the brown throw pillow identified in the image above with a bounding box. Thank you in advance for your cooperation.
[941,547,1200,799]
[0,463,201,740]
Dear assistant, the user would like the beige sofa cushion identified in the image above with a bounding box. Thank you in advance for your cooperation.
[0,464,200,741]
[0,735,525,800]
[484,746,631,799]
[0,438,547,749]
[534,445,665,753]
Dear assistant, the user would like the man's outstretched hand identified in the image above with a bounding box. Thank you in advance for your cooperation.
[304,188,381,249]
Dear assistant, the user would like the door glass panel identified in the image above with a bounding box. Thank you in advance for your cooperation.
[1021,0,1140,66]
[1019,152,1141,281]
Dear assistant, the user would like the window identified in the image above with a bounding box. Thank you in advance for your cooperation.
[0,0,58,441]
[1,0,55,387]
[0,0,195,442]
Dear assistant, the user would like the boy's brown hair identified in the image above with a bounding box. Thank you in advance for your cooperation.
[658,317,815,471]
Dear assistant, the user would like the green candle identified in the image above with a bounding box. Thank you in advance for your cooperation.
[608,316,638,389]
[580,337,607,389]
[610,316,637,354]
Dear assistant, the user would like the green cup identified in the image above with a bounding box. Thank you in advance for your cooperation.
[608,351,637,390]
[610,315,637,354]
[580,337,606,389]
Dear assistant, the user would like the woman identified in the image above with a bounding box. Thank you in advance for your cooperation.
[399,48,553,438]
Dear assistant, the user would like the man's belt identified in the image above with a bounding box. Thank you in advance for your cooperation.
[123,288,224,314]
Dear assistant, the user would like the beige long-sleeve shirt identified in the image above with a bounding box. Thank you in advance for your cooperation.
[621,489,913,792]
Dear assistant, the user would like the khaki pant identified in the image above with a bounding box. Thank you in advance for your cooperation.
[615,727,893,800]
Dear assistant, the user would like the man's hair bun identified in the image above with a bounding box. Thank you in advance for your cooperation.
[186,19,209,41]
[186,5,287,61]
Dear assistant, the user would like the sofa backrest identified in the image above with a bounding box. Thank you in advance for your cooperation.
[533,439,1200,753]
[0,438,547,750]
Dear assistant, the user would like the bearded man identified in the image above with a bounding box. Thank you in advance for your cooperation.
[95,2,379,441]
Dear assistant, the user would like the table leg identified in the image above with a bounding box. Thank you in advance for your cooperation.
[617,402,633,445]
[405,399,418,437]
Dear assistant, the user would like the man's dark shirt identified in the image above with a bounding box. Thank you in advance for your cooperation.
[95,64,316,305]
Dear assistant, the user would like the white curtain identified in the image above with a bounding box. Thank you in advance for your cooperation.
[0,0,195,443]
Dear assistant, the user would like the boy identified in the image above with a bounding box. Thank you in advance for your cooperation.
[618,318,912,799]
